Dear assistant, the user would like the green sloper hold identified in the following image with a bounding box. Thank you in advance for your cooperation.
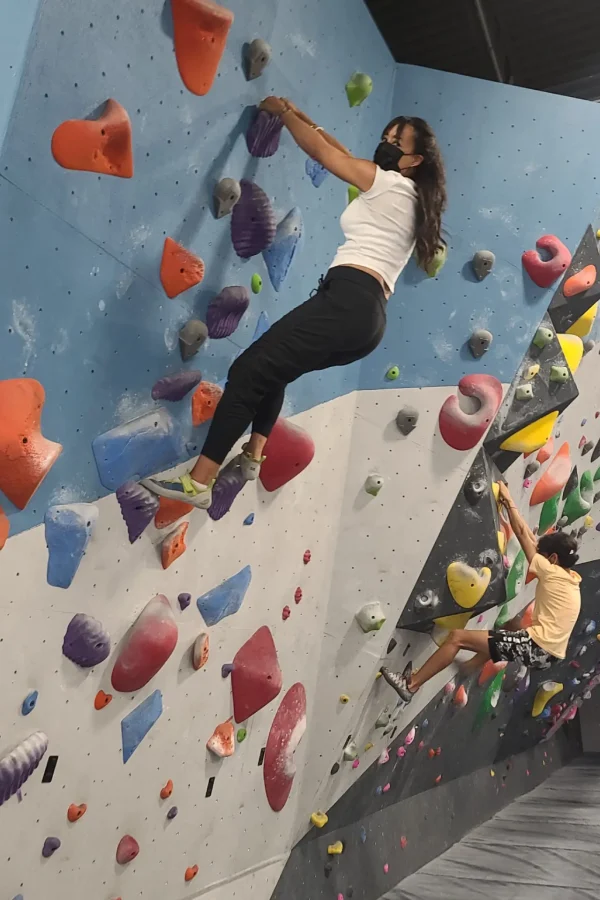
[505,549,526,602]
[539,492,560,534]
[422,244,447,278]
[562,480,592,526]
[473,671,504,731]
[581,470,594,504]
[251,274,262,294]
[493,603,511,628]
[348,185,360,205]
[345,72,373,108]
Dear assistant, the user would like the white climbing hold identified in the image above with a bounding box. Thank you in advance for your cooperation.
[343,741,358,761]
[364,474,384,496]
[516,384,534,401]
[355,601,386,632]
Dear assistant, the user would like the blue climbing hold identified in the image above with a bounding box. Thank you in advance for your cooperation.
[244,513,255,526]
[375,785,382,796]
[252,310,271,342]
[121,690,163,764]
[422,718,429,728]
[92,408,186,491]
[22,690,38,716]
[263,208,303,291]
[45,503,99,589]
[196,565,252,627]
[305,158,329,188]
[360,825,367,843]
[12,895,24,900]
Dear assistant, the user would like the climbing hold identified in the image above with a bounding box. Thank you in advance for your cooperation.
[94,690,112,710]
[585,515,594,527]
[557,333,584,373]
[0,505,8,550]
[453,685,468,707]
[345,72,373,107]
[51,98,133,177]
[259,417,315,491]
[328,841,344,855]
[221,663,233,678]
[376,710,391,728]
[178,593,192,611]
[550,365,570,383]
[306,158,329,188]
[161,521,188,570]
[0,378,63,509]
[263,207,304,291]
[116,482,160,544]
[311,811,328,828]
[444,680,456,695]
[197,565,251,627]
[539,492,560,533]
[397,746,406,758]
[563,475,592,524]
[582,441,594,456]
[522,235,572,288]
[331,763,340,775]
[172,0,233,95]
[434,774,443,785]
[339,694,350,705]
[179,319,208,361]
[423,243,448,278]
[473,671,504,730]
[160,780,173,800]
[244,36,272,79]
[42,836,61,858]
[207,286,250,339]
[231,179,276,259]
[563,264,596,297]
[378,749,390,765]
[191,381,223,426]
[532,681,563,717]
[282,605,291,621]
[116,834,140,865]
[230,626,282,722]
[537,437,555,463]
[159,237,205,299]
[303,549,312,565]
[400,836,408,849]
[45,503,98,589]
[251,274,263,295]
[94,408,185,491]
[244,513,255,526]
[439,374,503,451]
[405,727,416,745]
[515,383,534,401]
[343,741,358,761]
[63,614,110,668]
[67,802,87,822]
[294,587,303,605]
[355,601,386,632]
[121,690,163,763]
[530,443,571,505]
[465,473,488,506]
[185,865,199,882]
[532,326,554,349]
[364,742,374,752]
[502,411,559,454]
[584,338,596,352]
[214,177,241,219]
[383,863,390,873]
[21,691,38,716]
[395,406,419,436]
[524,461,540,478]
[471,250,495,280]
[468,328,493,358]
[478,660,507,685]
[191,634,210,672]
[234,728,246,745]
[152,371,203,402]
[387,637,397,654]
[0,731,48,807]
[264,682,306,811]
[246,109,284,158]
[414,589,440,611]
[364,474,384,497]
[447,561,491,609]
[385,365,400,381]
[522,364,540,382]
[112,595,177,692]
[348,185,360,204]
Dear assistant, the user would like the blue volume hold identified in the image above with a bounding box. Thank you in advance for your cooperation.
[263,207,303,291]
[45,503,99,589]
[305,158,329,188]
[196,565,252,626]
[121,690,163,764]
[252,310,270,343]
[92,408,186,490]
[22,690,39,716]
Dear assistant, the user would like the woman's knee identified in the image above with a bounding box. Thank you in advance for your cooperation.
[446,629,465,649]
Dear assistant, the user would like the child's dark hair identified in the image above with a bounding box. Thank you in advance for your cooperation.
[537,531,579,568]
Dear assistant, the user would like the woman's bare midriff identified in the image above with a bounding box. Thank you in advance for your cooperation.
[343,263,391,298]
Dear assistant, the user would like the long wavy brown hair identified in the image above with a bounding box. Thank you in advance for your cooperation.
[383,116,447,272]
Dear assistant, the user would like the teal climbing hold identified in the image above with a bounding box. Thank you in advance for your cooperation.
[251,273,263,294]
[196,566,252,626]
[45,502,99,589]
[562,478,592,525]
[345,72,373,107]
[505,548,526,601]
[539,492,560,534]
[263,208,303,291]
[121,690,163,764]
[385,366,400,381]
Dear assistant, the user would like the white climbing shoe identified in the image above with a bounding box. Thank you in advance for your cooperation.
[140,473,214,510]
[380,664,415,704]
[238,444,266,481]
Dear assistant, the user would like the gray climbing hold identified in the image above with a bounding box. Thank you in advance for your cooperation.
[550,365,570,383]
[414,589,439,610]
[214,178,241,219]
[167,806,178,819]
[558,515,568,526]
[375,709,391,728]
[330,762,340,775]
[244,38,272,80]
[524,461,540,478]
[396,406,419,435]
[594,491,600,504]
[516,383,534,401]
[533,326,553,349]
[364,474,384,496]
[584,338,595,354]
[472,250,495,281]
[582,440,594,456]
[577,525,588,538]
[464,474,487,506]
[468,328,493,358]
[387,637,397,654]
[343,741,358,761]
[179,320,208,362]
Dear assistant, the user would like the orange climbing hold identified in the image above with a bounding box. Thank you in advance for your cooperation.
[94,690,113,710]
[161,521,188,569]
[0,378,62,509]
[207,720,235,757]
[536,438,554,464]
[0,505,8,550]
[530,442,571,506]
[192,381,223,426]
[563,265,597,298]
[67,803,87,822]
[185,865,199,882]
[51,99,133,178]
[478,660,507,685]
[171,0,234,96]
[520,600,536,629]
[155,496,194,529]
[160,779,173,800]
[160,237,205,299]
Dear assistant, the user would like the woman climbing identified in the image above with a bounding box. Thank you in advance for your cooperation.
[381,481,582,703]
[143,99,447,508]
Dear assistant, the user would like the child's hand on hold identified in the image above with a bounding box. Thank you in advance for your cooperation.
[498,481,512,507]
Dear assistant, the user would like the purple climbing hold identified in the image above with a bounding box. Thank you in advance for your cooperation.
[62,613,110,668]
[246,109,284,158]
[305,158,329,188]
[206,287,250,339]
[208,457,247,521]
[178,593,191,611]
[167,805,178,819]
[151,371,203,402]
[0,731,48,807]
[42,836,61,858]
[231,180,276,259]
[116,481,160,544]
[222,663,234,678]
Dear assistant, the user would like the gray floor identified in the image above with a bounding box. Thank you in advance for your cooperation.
[386,758,600,900]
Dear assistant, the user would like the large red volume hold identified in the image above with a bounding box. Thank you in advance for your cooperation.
[259,418,315,492]
[438,375,503,452]
[264,683,307,812]
[160,237,205,299]
[51,99,133,178]
[522,235,572,288]
[111,595,178,692]
[231,626,282,723]
[529,442,571,506]
[171,0,234,96]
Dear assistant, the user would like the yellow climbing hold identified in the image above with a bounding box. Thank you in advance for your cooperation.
[432,611,472,646]
[557,333,584,373]
[523,363,540,381]
[492,482,500,502]
[311,811,329,828]
[585,515,594,528]
[500,411,558,453]
[567,302,598,339]
[364,742,374,752]
[339,694,350,705]
[532,681,563,717]
[490,769,495,777]
[447,561,491,609]
[375,671,383,680]
[328,841,344,855]
[497,531,506,554]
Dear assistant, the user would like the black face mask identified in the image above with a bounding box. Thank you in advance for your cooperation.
[374,141,405,171]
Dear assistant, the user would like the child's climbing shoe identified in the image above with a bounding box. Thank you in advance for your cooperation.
[380,663,414,704]
[238,444,266,481]
[140,473,213,510]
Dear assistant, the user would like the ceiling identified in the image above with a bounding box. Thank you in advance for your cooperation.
[365,0,600,101]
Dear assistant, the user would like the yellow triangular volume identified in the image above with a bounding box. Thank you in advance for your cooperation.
[499,411,558,453]
[566,302,598,339]
[557,333,584,373]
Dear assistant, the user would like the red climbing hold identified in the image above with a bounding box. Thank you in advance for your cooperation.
[438,375,503,451]
[116,834,139,865]
[160,237,205,299]
[155,496,194,529]
[520,600,535,629]
[111,595,178,692]
[51,99,133,178]
[0,378,62,509]
[400,836,408,849]
[303,549,311,565]
[160,779,173,800]
[536,438,554,464]
[522,235,572,288]
[161,521,189,570]
[478,660,507,685]
[67,803,87,822]
[294,587,303,604]
[282,605,291,620]
[0,505,8,550]
[185,865,199,882]
[264,682,307,812]
[231,625,282,723]
[434,774,443,785]
[530,442,571,506]
[259,417,315,491]
[191,381,223,426]
[171,0,234,96]
[563,264,596,297]
[94,690,112,710]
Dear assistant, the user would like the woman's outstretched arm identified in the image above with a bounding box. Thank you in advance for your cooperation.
[283,99,352,156]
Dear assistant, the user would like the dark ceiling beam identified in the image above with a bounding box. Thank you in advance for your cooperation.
[472,0,504,82]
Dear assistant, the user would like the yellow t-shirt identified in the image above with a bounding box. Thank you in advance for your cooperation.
[526,553,581,658]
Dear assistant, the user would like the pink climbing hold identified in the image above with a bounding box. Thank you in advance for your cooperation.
[259,417,315,492]
[384,863,389,874]
[523,478,532,489]
[282,605,291,621]
[116,834,139,865]
[303,549,311,564]
[400,836,408,849]
[111,595,178,692]
[404,727,416,745]
[264,682,307,812]
[294,587,303,604]
[522,235,572,288]
[444,680,455,695]
[438,375,503,451]
[352,758,360,769]
[378,748,390,765]
[383,782,391,792]
[397,746,406,758]
[579,435,587,450]
[230,625,283,723]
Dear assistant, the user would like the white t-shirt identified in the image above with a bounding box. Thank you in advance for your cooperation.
[330,166,417,293]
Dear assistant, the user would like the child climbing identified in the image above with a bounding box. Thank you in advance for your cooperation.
[142,99,447,509]
[381,481,582,703]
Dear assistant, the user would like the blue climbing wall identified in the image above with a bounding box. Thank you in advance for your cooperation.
[0,0,394,535]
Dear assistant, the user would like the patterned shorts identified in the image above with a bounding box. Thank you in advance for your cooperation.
[488,629,555,669]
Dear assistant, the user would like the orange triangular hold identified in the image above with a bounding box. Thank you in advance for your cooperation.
[206,720,235,757]
[51,99,133,178]
[563,265,597,298]
[160,237,205,299]
[191,381,223,426]
[530,442,571,506]
[172,0,234,96]
[161,521,189,569]
[536,437,554,464]
[155,495,194,530]
[0,505,9,550]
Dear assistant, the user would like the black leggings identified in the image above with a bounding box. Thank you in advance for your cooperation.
[201,266,387,465]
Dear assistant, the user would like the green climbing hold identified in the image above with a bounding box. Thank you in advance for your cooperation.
[493,603,511,628]
[533,326,553,349]
[539,492,560,534]
[237,728,247,743]
[562,479,592,525]
[251,274,263,294]
[505,549,526,602]
[594,466,600,483]
[422,244,447,278]
[348,185,360,205]
[385,365,400,381]
[581,470,594,504]
[549,365,570,383]
[345,72,373,108]
[473,671,503,731]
